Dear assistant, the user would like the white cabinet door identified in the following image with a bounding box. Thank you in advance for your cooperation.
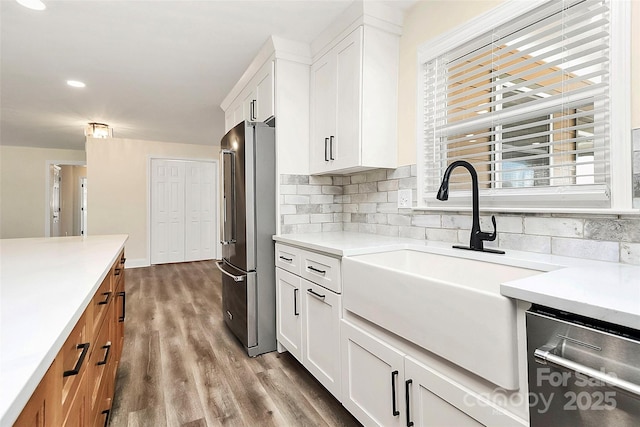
[243,89,257,122]
[302,280,341,398]
[255,61,274,122]
[405,356,525,427]
[275,268,303,362]
[341,320,405,427]
[332,26,363,172]
[232,102,244,127]
[310,51,336,174]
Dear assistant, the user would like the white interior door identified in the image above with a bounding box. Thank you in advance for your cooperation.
[185,161,216,262]
[151,159,186,264]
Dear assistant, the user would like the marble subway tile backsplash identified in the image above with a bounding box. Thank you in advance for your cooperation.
[280,134,640,265]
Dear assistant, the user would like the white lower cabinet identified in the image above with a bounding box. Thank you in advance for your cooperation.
[275,268,302,362]
[302,280,341,397]
[341,319,405,427]
[341,320,525,427]
[275,244,342,399]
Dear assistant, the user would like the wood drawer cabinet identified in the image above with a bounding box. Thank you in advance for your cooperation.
[13,249,125,427]
[13,359,62,427]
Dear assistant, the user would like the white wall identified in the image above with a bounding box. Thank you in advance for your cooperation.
[0,146,86,238]
[397,0,640,166]
[86,137,217,266]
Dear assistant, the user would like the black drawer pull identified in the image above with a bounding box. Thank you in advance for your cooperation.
[63,343,90,377]
[114,268,121,276]
[391,370,400,416]
[102,409,111,427]
[307,288,326,300]
[406,379,414,427]
[98,291,111,306]
[294,288,299,315]
[97,342,111,366]
[121,256,126,264]
[307,265,326,275]
[118,291,126,322]
[279,255,293,262]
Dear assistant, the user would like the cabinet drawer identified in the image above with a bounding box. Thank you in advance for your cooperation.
[60,311,89,420]
[112,250,125,291]
[88,304,114,420]
[300,250,341,293]
[275,243,301,275]
[89,275,112,341]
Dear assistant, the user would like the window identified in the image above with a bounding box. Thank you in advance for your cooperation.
[417,0,631,211]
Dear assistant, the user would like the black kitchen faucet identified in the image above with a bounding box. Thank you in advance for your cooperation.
[436,160,505,254]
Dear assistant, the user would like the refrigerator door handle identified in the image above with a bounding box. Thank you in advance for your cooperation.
[221,149,237,245]
[216,260,246,282]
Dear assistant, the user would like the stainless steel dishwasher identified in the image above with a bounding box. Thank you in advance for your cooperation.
[526,305,640,426]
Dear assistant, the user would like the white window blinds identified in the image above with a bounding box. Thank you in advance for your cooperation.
[420,0,614,209]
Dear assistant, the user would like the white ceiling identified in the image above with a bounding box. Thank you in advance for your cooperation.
[1,0,411,150]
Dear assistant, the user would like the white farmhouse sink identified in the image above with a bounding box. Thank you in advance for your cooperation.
[342,249,543,390]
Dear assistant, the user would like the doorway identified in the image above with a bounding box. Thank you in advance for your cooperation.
[46,162,87,237]
[150,158,218,264]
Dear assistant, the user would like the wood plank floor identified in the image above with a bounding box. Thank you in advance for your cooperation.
[110,261,362,427]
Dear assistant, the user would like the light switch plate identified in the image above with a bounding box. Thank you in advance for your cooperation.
[397,189,412,208]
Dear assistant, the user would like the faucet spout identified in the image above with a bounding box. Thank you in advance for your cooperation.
[437,160,504,254]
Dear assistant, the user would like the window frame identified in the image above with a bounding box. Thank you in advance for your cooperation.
[415,0,632,213]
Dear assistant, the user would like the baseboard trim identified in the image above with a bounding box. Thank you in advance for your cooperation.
[125,258,150,269]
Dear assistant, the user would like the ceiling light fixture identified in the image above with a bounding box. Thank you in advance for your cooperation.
[67,80,86,88]
[16,0,46,11]
[85,122,112,139]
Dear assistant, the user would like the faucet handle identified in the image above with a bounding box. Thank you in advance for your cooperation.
[478,215,498,242]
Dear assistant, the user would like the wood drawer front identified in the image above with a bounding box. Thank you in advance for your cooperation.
[60,311,89,419]
[300,249,342,293]
[88,303,114,420]
[112,251,125,291]
[90,275,113,340]
[275,243,301,275]
[14,358,63,427]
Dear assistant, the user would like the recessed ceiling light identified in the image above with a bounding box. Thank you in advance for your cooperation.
[16,0,46,11]
[67,80,86,88]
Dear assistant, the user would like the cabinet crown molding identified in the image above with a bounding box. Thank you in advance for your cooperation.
[220,36,311,111]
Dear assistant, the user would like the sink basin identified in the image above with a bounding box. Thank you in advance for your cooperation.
[342,249,543,390]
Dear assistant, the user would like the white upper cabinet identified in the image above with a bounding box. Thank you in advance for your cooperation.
[224,59,275,131]
[310,25,399,175]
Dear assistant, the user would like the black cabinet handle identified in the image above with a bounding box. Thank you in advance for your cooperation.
[98,291,111,306]
[63,343,90,377]
[307,265,326,275]
[294,288,299,316]
[279,255,293,262]
[102,409,111,427]
[324,137,329,161]
[97,342,111,366]
[391,370,400,416]
[120,256,126,265]
[118,291,126,322]
[114,268,121,276]
[307,288,326,300]
[329,135,335,160]
[405,379,414,427]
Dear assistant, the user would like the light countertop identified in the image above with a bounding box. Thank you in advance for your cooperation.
[0,234,128,427]
[273,231,640,330]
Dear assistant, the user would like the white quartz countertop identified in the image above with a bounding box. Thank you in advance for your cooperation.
[273,231,640,330]
[0,234,128,427]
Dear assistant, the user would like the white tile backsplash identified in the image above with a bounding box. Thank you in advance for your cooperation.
[280,162,640,265]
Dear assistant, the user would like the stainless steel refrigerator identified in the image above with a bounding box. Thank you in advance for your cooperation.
[217,120,276,357]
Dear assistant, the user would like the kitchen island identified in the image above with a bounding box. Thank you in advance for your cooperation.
[0,234,128,427]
